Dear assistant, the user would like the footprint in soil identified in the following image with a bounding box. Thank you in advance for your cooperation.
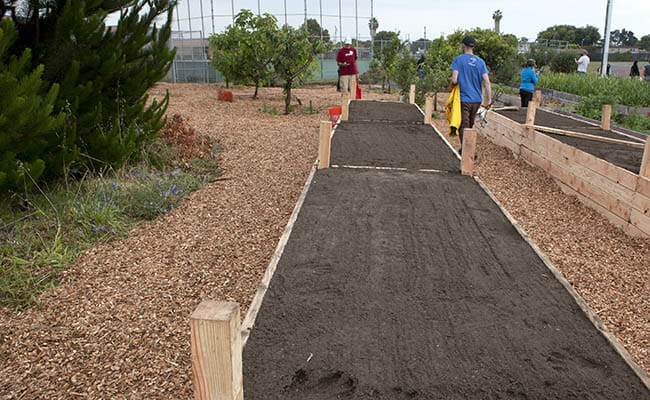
[284,369,357,399]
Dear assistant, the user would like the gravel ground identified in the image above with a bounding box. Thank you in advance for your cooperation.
[432,94,649,375]
[0,86,646,398]
[0,84,396,399]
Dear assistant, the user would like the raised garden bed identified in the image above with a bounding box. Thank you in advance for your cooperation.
[242,101,650,399]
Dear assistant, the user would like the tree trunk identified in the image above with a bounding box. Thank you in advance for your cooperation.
[284,83,292,114]
[434,91,438,111]
[253,81,259,99]
[225,79,230,89]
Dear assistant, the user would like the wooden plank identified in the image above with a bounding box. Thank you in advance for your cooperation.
[318,121,331,169]
[424,96,433,124]
[461,128,477,176]
[630,208,650,236]
[526,125,645,149]
[625,222,649,238]
[631,192,650,214]
[191,301,243,400]
[350,78,357,101]
[409,84,416,104]
[556,182,629,230]
[531,138,635,206]
[640,139,650,179]
[520,145,551,171]
[534,90,542,105]
[572,150,638,191]
[241,162,318,346]
[602,104,612,131]
[636,176,650,198]
[341,93,350,121]
[474,178,650,389]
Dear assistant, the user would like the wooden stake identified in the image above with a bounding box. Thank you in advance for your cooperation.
[601,104,612,131]
[525,100,538,125]
[525,124,645,149]
[424,96,433,124]
[409,84,416,104]
[534,90,542,105]
[350,78,357,100]
[318,121,331,169]
[461,128,477,176]
[640,139,650,178]
[341,92,350,121]
[191,301,243,400]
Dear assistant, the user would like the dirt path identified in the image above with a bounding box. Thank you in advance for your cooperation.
[496,108,645,173]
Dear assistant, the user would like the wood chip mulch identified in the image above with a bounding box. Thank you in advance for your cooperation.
[432,94,649,375]
[0,84,397,399]
[1,87,647,398]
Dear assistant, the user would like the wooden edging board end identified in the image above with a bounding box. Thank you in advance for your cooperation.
[240,161,318,347]
[474,177,650,391]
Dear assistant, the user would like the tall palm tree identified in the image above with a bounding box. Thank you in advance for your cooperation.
[492,10,502,34]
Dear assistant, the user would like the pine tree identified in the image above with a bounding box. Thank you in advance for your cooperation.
[5,0,176,170]
[0,19,65,191]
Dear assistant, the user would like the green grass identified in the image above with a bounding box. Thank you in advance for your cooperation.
[0,137,219,311]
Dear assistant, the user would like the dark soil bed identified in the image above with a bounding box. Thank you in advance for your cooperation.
[349,100,424,122]
[243,168,649,400]
[496,108,644,173]
[331,121,460,171]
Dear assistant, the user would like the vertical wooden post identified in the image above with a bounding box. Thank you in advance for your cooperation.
[409,84,416,104]
[318,121,331,169]
[350,78,357,101]
[525,100,538,126]
[461,128,477,176]
[534,90,542,106]
[191,301,243,400]
[424,96,433,124]
[602,104,612,130]
[640,139,650,178]
[341,92,350,121]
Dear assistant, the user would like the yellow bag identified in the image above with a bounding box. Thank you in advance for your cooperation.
[445,84,461,136]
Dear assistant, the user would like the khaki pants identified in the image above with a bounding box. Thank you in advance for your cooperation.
[340,74,355,94]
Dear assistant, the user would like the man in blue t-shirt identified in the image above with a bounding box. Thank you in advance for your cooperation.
[450,36,492,152]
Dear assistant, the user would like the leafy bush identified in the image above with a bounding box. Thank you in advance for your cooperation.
[526,46,556,70]
[393,49,417,98]
[574,94,621,120]
[550,52,578,73]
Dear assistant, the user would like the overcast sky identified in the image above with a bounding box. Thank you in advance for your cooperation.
[110,0,649,42]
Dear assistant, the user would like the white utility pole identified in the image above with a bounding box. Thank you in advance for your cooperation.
[601,0,613,77]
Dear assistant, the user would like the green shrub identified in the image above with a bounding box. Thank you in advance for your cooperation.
[0,19,66,192]
[550,52,578,73]
[538,73,650,107]
[394,49,417,98]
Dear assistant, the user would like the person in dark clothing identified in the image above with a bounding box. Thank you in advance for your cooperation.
[519,59,538,108]
[643,61,650,83]
[630,61,640,78]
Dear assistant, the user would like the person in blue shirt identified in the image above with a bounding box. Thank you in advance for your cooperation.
[450,36,492,153]
[519,59,539,108]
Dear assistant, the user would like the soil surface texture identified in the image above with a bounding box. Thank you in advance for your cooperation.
[331,121,460,171]
[496,108,644,173]
[243,168,649,399]
[349,100,424,122]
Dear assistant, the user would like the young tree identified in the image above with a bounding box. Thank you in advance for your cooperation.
[210,22,249,88]
[233,10,280,98]
[272,25,330,114]
[422,36,455,110]
[0,19,65,191]
[372,31,404,93]
[393,48,416,98]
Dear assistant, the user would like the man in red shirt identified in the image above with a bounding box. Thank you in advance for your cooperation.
[336,37,358,96]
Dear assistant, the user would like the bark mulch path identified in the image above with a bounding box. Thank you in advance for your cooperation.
[433,94,649,375]
[0,84,396,399]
